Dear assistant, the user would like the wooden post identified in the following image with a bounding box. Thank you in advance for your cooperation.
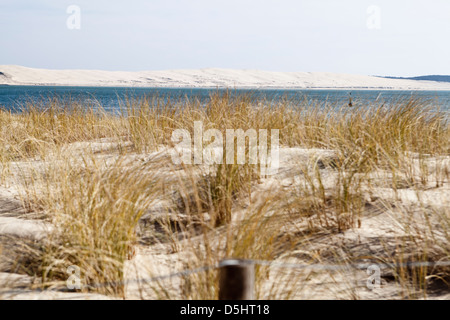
[219,259,255,300]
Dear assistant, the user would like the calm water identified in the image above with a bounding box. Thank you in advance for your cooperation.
[1,85,449,112]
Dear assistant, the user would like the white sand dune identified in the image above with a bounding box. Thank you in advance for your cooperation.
[1,65,450,90]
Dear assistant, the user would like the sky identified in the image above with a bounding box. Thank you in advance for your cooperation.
[0,0,449,76]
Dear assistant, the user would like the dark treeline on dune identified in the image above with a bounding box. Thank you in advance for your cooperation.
[380,75,450,83]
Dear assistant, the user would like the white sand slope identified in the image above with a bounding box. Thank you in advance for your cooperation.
[1,65,450,90]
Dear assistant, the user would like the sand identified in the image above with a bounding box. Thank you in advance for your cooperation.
[2,65,450,90]
[0,143,449,300]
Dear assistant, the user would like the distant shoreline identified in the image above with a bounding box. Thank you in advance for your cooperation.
[379,75,450,83]
[2,65,450,91]
[2,84,450,92]
[3,83,450,92]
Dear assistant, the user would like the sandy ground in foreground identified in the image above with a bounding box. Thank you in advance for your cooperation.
[0,142,449,300]
[2,65,450,90]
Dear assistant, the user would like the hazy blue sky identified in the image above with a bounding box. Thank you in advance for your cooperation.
[1,0,449,76]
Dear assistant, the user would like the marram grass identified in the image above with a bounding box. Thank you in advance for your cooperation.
[1,93,448,298]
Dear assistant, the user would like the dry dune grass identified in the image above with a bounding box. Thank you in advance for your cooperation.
[0,93,448,299]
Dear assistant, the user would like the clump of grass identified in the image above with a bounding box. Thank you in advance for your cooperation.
[389,204,450,299]
[20,155,161,296]
[288,153,367,233]
[156,189,291,300]
[204,162,259,227]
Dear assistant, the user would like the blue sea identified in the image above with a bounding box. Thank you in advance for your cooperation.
[1,85,449,113]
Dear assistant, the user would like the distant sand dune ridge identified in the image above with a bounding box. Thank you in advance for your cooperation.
[1,65,450,90]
